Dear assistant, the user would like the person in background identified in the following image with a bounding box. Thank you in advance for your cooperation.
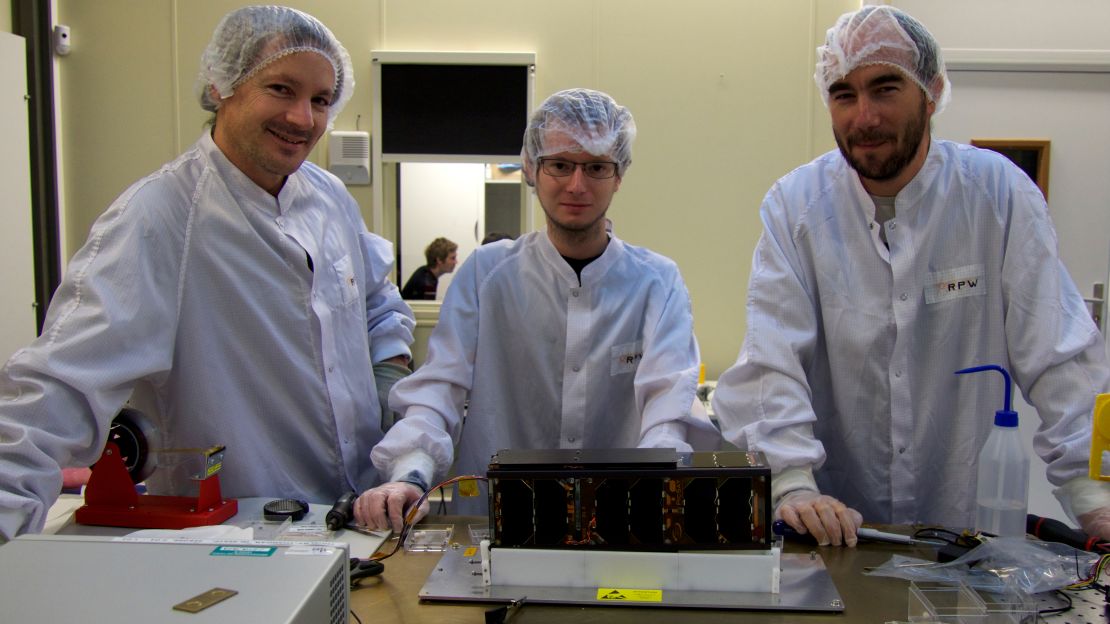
[481,232,513,245]
[356,88,719,530]
[400,237,458,300]
[0,6,415,541]
[712,5,1110,547]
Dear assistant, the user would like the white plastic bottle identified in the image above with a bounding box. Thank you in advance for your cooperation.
[956,365,1030,538]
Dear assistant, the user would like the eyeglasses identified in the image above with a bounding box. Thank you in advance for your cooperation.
[538,158,619,180]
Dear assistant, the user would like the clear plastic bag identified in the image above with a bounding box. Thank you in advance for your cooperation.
[863,536,1100,595]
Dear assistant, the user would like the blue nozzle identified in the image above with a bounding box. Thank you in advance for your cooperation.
[955,364,1018,427]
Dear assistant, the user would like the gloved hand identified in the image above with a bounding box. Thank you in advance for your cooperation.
[776,490,863,547]
[1078,506,1110,541]
[373,360,411,431]
[353,481,428,533]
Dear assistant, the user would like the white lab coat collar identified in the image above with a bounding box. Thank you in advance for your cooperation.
[536,223,627,288]
[198,131,308,217]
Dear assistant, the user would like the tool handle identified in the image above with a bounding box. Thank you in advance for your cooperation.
[1026,514,1105,552]
[772,519,818,543]
[326,490,358,531]
[773,520,914,544]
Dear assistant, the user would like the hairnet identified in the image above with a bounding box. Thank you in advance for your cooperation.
[197,5,354,125]
[815,6,950,114]
[521,88,636,186]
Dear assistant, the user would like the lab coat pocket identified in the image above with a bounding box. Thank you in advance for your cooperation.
[610,340,643,376]
[332,254,360,307]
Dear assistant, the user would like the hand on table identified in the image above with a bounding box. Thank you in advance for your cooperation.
[777,490,863,547]
[1078,506,1110,542]
[353,481,428,533]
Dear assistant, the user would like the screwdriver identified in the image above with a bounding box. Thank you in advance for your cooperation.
[772,520,926,545]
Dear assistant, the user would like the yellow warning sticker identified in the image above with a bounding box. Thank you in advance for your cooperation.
[463,547,477,557]
[596,588,663,602]
[457,479,480,497]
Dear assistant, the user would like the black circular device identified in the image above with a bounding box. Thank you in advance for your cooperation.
[108,407,156,483]
[263,499,309,522]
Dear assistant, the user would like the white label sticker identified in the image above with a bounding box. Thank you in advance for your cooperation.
[925,264,985,304]
[285,545,336,556]
[610,341,644,376]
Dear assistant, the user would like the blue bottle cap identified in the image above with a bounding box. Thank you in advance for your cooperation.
[994,409,1018,428]
[955,364,1018,427]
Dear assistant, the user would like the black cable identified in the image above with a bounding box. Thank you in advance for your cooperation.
[349,558,385,588]
[1105,581,1110,621]
[484,596,526,623]
[350,608,364,624]
[912,527,962,545]
[1035,590,1072,619]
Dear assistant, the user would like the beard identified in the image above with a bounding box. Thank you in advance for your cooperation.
[547,212,606,235]
[542,203,609,238]
[836,98,928,183]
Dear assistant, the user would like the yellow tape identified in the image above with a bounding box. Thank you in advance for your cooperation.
[1091,394,1110,481]
[596,588,662,602]
[457,479,480,497]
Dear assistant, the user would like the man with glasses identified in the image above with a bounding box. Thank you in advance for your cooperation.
[355,88,718,528]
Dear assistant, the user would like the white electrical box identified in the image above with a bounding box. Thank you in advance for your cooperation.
[0,534,350,623]
[328,130,370,185]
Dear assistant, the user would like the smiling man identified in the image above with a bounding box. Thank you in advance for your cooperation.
[357,89,719,528]
[712,6,1110,546]
[0,6,415,540]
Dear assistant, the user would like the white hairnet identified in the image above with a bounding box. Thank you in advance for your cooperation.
[197,5,354,125]
[815,6,950,114]
[521,88,636,187]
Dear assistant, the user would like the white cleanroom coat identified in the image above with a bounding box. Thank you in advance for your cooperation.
[372,230,719,513]
[0,132,414,539]
[713,140,1110,529]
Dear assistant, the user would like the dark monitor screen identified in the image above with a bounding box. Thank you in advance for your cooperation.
[380,63,529,157]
